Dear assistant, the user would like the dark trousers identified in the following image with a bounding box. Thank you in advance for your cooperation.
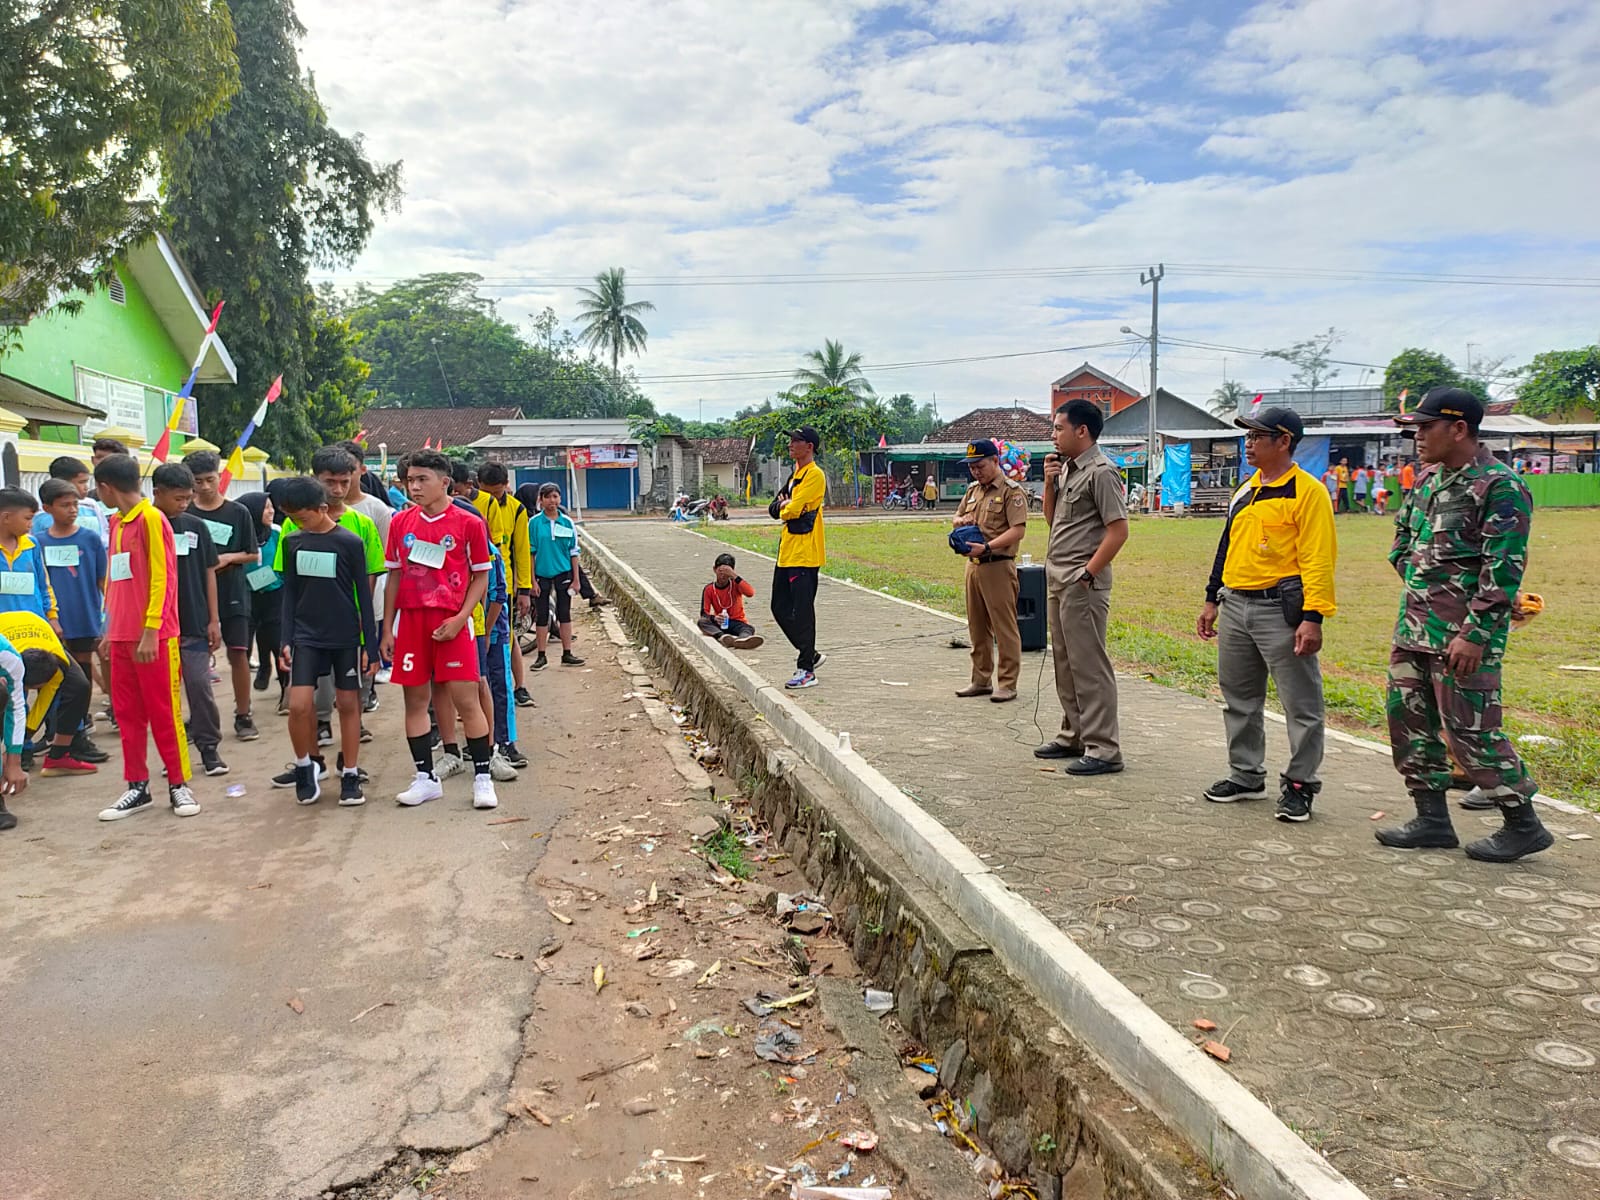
[250,587,288,687]
[25,653,91,743]
[698,615,756,639]
[771,565,819,670]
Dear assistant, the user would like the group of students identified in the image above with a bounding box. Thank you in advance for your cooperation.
[0,439,608,832]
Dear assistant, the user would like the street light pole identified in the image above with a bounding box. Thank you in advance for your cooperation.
[1141,264,1164,511]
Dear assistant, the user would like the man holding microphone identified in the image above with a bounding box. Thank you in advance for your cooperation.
[1036,400,1130,775]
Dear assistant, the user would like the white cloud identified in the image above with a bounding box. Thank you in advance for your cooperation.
[296,0,1600,421]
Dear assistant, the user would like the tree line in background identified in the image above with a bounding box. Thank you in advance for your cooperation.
[1207,328,1599,421]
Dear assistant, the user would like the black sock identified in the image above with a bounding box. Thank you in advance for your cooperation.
[407,733,434,778]
[443,741,460,760]
[46,746,67,760]
[467,734,492,778]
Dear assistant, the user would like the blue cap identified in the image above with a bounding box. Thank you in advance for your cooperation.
[964,439,1000,461]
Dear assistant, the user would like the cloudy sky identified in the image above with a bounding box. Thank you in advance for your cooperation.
[298,0,1600,422]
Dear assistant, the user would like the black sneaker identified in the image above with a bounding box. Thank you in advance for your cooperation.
[99,783,153,821]
[0,798,15,831]
[501,743,529,769]
[276,685,289,716]
[530,654,548,672]
[1275,781,1315,823]
[201,747,230,777]
[363,690,380,714]
[334,753,370,783]
[20,749,34,773]
[272,757,326,789]
[254,661,271,692]
[316,721,333,747]
[338,772,366,807]
[811,652,827,671]
[359,722,372,744]
[294,761,321,806]
[561,651,585,666]
[514,686,536,707]
[235,713,259,741]
[1204,778,1269,803]
[70,732,111,763]
[168,783,200,817]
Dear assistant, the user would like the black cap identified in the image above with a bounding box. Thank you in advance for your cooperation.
[787,426,821,449]
[963,438,1000,461]
[1234,406,1304,440]
[1395,387,1483,428]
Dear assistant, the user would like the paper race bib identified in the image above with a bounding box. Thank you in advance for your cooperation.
[202,518,233,548]
[553,523,575,541]
[110,552,133,581]
[246,565,278,591]
[44,544,81,568]
[408,539,447,569]
[0,572,35,595]
[296,550,338,579]
[175,534,191,557]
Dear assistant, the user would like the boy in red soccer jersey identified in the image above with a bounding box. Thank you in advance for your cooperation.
[380,450,497,809]
[91,454,199,821]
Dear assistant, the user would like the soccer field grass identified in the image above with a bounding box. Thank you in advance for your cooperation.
[704,509,1600,808]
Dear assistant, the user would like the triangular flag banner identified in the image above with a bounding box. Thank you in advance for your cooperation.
[1397,388,1409,414]
[219,446,245,490]
[1250,392,1264,410]
[218,374,283,490]
[877,433,887,448]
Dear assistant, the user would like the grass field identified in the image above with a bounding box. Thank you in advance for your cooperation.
[705,510,1600,808]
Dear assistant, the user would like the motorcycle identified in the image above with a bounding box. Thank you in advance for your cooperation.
[882,486,919,511]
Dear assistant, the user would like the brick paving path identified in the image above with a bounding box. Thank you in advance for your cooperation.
[592,520,1600,1200]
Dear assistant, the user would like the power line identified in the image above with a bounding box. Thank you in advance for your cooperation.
[312,261,1600,291]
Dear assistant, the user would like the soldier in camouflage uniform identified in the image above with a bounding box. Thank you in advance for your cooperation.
[1375,388,1553,862]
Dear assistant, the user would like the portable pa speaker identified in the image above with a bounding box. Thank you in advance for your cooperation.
[1016,563,1047,652]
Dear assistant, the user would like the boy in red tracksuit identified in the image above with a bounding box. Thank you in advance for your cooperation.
[92,454,199,821]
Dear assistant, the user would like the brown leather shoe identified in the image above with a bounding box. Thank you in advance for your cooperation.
[990,689,1018,703]
[955,684,993,698]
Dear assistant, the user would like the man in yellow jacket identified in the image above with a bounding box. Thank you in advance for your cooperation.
[1196,407,1337,823]
[769,427,827,689]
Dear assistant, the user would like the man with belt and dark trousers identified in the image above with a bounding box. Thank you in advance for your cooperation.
[1036,400,1129,775]
[950,439,1028,703]
[1196,406,1337,823]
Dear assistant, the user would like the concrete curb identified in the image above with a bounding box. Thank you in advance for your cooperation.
[584,528,1371,1200]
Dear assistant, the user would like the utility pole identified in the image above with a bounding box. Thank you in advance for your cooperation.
[1141,263,1164,510]
[430,337,456,409]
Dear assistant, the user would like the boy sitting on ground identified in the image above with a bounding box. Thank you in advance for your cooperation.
[697,553,764,650]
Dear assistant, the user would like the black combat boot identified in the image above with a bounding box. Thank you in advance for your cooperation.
[1375,791,1459,849]
[1464,801,1553,863]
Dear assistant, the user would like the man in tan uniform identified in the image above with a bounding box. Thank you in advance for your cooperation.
[1037,400,1130,774]
[950,439,1029,702]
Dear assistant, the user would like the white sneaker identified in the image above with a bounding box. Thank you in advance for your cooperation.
[472,776,499,809]
[169,784,201,817]
[488,750,518,782]
[435,751,466,780]
[374,666,392,685]
[396,773,443,807]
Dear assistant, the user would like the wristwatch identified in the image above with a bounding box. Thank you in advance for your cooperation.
[1080,569,1097,586]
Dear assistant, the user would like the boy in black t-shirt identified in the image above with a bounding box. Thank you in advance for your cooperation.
[276,476,378,807]
[151,464,227,777]
[183,451,261,741]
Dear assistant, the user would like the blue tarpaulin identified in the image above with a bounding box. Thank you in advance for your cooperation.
[1163,444,1192,507]
[1296,435,1331,483]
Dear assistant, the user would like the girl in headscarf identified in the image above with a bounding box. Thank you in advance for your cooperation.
[237,491,288,713]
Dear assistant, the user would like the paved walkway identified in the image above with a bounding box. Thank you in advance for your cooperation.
[590,519,1600,1200]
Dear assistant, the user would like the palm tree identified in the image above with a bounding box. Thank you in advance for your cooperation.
[576,267,656,379]
[1209,379,1248,417]
[792,338,875,404]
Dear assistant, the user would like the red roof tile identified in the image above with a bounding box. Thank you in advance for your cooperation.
[931,406,1054,444]
[359,406,522,454]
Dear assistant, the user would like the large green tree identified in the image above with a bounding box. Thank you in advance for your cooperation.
[738,384,889,497]
[885,392,938,443]
[792,339,874,403]
[1208,380,1248,417]
[1515,346,1600,419]
[575,267,655,380]
[164,0,401,464]
[1382,347,1487,410]
[0,0,238,335]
